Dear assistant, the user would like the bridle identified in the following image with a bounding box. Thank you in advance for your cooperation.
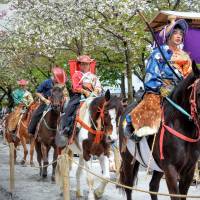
[160,78,200,159]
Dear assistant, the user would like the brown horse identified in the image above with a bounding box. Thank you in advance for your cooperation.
[35,85,65,182]
[17,101,39,166]
[56,90,123,199]
[119,61,200,200]
[5,101,39,164]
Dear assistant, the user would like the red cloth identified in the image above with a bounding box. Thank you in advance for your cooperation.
[72,71,83,92]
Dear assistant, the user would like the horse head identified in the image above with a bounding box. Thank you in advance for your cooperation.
[50,85,65,113]
[97,90,123,142]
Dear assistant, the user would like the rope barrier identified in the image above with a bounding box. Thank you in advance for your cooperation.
[65,153,200,199]
[4,142,200,199]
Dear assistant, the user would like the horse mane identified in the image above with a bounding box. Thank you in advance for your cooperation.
[89,95,123,114]
[167,72,196,113]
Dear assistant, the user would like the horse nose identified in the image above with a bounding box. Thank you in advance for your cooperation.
[52,104,60,111]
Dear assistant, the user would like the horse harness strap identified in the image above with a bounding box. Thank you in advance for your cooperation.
[43,118,57,132]
[136,143,148,168]
[35,107,55,139]
[165,97,192,120]
[160,79,200,159]
[76,116,104,144]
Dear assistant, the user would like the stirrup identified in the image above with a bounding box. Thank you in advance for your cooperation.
[130,133,142,143]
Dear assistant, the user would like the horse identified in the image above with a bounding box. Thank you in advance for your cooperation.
[5,101,39,164]
[17,101,39,166]
[56,90,123,199]
[35,85,65,182]
[119,61,200,200]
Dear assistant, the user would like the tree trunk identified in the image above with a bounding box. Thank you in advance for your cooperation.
[123,41,133,102]
[7,86,14,109]
[120,73,126,98]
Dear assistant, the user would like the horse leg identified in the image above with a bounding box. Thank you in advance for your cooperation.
[30,136,35,167]
[20,136,28,166]
[51,146,58,182]
[164,165,180,200]
[94,154,110,198]
[14,142,19,164]
[149,170,164,200]
[85,160,95,200]
[35,141,42,176]
[179,165,196,200]
[41,143,50,178]
[76,155,85,197]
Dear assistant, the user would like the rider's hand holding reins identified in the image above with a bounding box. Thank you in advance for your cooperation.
[36,92,51,105]
[81,89,91,97]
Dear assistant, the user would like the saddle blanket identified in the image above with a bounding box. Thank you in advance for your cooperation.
[126,137,163,172]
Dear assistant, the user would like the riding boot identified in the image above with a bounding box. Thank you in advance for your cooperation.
[61,116,73,137]
[124,114,134,136]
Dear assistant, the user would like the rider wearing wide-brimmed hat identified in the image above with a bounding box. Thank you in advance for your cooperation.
[28,66,68,136]
[8,79,34,133]
[12,79,33,107]
[61,55,102,138]
[125,17,192,139]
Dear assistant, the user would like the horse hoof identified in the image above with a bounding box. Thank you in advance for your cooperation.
[20,159,26,165]
[51,176,55,182]
[94,188,103,199]
[15,161,20,165]
[30,162,35,167]
[76,190,84,197]
[42,173,47,178]
[60,192,63,197]
[42,174,47,178]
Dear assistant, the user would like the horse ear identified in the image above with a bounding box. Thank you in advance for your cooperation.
[105,89,111,102]
[192,60,200,78]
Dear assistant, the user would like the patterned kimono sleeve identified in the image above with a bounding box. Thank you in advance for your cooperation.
[12,89,22,105]
[182,53,192,78]
[72,72,83,93]
[144,51,163,93]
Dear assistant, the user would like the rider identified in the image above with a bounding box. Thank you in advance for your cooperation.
[125,18,192,139]
[61,55,102,137]
[12,79,33,108]
[28,66,68,136]
[8,79,33,133]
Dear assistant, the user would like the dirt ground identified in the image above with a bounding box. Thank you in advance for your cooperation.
[0,137,200,200]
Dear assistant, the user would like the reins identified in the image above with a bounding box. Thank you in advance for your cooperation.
[75,101,107,144]
[160,78,200,159]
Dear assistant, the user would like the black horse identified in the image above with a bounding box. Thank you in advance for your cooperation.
[119,61,200,200]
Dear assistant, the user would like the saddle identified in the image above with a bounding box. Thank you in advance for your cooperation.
[129,93,162,139]
[126,137,162,172]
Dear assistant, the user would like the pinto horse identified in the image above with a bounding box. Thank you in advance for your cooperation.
[5,101,39,164]
[35,85,65,182]
[56,90,123,199]
[119,61,200,200]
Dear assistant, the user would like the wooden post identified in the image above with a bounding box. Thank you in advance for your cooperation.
[62,148,70,200]
[114,146,121,174]
[9,143,15,195]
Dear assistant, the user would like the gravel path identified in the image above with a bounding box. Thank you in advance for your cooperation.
[0,137,200,200]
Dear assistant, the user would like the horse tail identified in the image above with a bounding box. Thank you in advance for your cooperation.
[119,147,139,199]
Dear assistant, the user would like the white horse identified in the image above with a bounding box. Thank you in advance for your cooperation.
[56,90,123,199]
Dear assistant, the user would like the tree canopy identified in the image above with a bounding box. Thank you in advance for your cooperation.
[0,0,200,106]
